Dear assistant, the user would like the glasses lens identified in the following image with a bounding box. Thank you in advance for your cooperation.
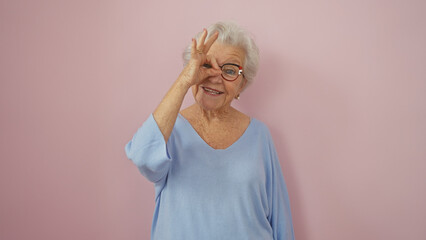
[222,64,240,81]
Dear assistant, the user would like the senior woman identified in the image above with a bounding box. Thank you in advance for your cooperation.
[125,21,294,240]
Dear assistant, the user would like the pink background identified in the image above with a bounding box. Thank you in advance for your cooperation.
[1,0,425,239]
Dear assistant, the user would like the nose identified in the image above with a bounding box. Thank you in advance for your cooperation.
[207,69,223,84]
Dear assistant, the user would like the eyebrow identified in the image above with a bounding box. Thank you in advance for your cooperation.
[220,57,242,66]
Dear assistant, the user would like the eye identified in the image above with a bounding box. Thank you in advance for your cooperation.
[202,63,212,68]
[224,69,236,75]
[222,66,238,76]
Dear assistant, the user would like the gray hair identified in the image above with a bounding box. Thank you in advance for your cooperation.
[182,21,259,90]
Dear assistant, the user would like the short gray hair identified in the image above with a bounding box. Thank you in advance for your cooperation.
[182,21,259,90]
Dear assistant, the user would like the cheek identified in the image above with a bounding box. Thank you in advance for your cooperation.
[226,82,242,95]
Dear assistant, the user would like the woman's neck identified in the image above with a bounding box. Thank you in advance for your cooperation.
[186,104,237,124]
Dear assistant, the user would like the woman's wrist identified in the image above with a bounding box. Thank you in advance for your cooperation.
[175,73,194,91]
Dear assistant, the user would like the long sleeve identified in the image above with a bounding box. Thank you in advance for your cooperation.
[124,114,172,184]
[266,131,295,240]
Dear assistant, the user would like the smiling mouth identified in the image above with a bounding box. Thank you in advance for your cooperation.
[202,87,224,95]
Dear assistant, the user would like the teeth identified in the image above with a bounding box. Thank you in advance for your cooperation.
[203,87,222,94]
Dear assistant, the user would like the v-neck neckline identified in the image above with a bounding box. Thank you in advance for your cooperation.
[178,113,253,151]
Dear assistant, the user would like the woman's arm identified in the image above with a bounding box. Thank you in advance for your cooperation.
[265,128,295,240]
[152,77,190,143]
[153,29,220,143]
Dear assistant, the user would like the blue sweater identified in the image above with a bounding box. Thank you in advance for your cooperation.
[125,114,295,240]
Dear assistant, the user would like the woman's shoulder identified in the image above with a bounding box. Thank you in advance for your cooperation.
[234,108,250,123]
[247,116,275,143]
[179,105,199,123]
[248,115,269,131]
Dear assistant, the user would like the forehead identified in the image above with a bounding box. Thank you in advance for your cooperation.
[207,42,245,65]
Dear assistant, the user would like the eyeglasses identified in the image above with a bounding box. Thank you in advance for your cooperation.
[203,63,244,81]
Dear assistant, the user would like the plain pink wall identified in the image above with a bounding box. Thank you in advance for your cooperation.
[1,0,425,239]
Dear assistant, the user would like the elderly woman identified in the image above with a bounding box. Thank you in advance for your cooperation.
[125,21,294,240]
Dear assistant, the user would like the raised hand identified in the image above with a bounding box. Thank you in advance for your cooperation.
[179,29,221,87]
[153,29,220,142]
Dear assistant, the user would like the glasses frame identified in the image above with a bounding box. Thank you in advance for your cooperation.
[203,63,244,81]
[219,63,244,81]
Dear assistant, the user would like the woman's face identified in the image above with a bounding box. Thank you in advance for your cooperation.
[192,42,247,112]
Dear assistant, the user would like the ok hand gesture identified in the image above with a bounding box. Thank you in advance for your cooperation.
[179,29,221,88]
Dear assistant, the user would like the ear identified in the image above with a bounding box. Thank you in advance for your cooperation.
[239,77,248,92]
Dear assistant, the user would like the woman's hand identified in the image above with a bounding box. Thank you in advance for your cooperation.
[179,29,221,88]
